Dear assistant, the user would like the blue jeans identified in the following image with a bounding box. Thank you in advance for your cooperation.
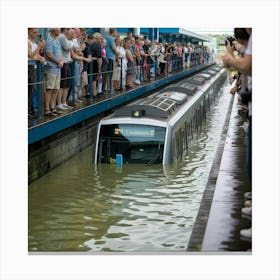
[28,65,37,113]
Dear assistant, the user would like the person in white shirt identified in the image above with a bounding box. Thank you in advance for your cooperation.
[28,28,45,117]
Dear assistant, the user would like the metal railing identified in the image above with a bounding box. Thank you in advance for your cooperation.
[28,52,213,119]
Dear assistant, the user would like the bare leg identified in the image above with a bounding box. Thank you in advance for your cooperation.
[45,90,52,112]
[105,73,110,90]
[56,89,63,106]
[61,88,69,104]
[93,81,97,96]
[50,89,58,109]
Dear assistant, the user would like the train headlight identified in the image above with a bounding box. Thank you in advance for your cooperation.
[132,110,145,118]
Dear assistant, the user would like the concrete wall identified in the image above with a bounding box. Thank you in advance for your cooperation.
[28,119,98,184]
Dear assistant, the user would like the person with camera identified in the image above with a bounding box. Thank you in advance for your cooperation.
[222,29,252,76]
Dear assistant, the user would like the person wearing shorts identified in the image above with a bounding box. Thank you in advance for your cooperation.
[104,28,118,92]
[57,28,73,111]
[44,28,63,116]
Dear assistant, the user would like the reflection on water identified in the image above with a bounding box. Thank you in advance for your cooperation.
[28,84,232,252]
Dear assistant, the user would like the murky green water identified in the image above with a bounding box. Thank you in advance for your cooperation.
[28,84,232,252]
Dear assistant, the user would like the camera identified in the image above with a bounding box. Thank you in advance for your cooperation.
[225,36,236,47]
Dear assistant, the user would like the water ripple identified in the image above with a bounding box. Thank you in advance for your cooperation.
[29,85,232,252]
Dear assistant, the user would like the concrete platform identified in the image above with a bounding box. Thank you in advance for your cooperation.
[187,93,251,252]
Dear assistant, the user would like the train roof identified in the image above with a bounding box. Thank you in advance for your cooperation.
[195,73,212,80]
[113,65,223,120]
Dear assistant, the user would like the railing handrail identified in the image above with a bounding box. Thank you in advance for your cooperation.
[28,54,213,118]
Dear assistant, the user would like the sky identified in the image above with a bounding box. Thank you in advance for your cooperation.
[187,28,233,35]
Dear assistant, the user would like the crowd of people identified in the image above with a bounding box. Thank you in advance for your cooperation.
[222,28,252,243]
[28,28,212,118]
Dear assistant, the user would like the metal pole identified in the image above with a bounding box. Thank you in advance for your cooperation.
[71,61,76,104]
[153,55,157,80]
[120,58,123,90]
[89,61,93,99]
[139,57,143,83]
[109,64,113,94]
[36,61,41,116]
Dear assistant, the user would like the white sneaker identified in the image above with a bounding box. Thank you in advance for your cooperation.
[56,104,68,111]
[134,79,141,85]
[241,206,252,216]
[62,104,73,110]
[244,192,252,200]
[240,227,252,240]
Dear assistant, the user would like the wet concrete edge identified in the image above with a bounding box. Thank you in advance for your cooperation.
[187,91,235,252]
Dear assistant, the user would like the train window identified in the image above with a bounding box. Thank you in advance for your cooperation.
[185,122,188,151]
[175,129,183,159]
[97,124,166,164]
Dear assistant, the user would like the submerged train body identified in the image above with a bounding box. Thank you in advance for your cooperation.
[94,65,227,165]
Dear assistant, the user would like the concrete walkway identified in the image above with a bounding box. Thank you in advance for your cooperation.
[188,93,251,252]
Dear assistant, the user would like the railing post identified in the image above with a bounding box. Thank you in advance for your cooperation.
[109,63,113,94]
[139,58,143,83]
[153,55,157,80]
[71,61,76,104]
[36,61,41,116]
[147,56,151,81]
[120,58,123,90]
[88,61,93,99]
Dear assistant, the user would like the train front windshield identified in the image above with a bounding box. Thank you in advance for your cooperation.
[97,124,166,164]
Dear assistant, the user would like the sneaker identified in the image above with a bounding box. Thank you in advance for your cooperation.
[134,79,141,85]
[240,121,249,134]
[62,104,73,110]
[241,206,252,216]
[75,98,83,104]
[28,112,37,118]
[244,200,252,207]
[56,107,66,114]
[244,192,252,200]
[240,227,252,241]
[56,104,68,111]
